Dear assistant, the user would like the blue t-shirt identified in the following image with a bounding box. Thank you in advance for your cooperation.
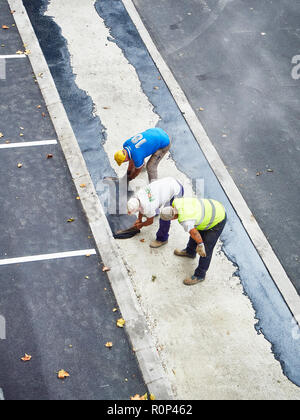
[123,128,170,169]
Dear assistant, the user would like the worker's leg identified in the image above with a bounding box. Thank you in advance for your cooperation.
[146,143,171,182]
[193,217,227,278]
[155,182,184,242]
[156,219,171,242]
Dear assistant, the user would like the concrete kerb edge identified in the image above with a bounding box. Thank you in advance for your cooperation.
[121,0,300,326]
[9,0,173,400]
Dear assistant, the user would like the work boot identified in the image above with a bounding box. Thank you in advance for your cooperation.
[174,249,196,259]
[183,275,205,286]
[150,240,168,248]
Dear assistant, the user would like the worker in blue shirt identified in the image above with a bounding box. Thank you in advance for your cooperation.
[114,128,171,182]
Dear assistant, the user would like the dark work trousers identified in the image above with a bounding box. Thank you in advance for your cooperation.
[156,183,184,242]
[185,215,227,278]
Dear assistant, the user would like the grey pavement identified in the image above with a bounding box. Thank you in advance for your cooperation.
[0,0,146,400]
[131,0,300,294]
[20,0,300,398]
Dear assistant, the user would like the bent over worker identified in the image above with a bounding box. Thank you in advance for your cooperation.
[160,197,227,286]
[114,128,171,182]
[127,177,184,248]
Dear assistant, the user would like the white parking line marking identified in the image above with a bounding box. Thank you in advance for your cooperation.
[0,140,58,149]
[0,249,97,266]
[0,388,4,400]
[0,54,27,59]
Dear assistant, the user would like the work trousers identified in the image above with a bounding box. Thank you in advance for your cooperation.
[156,182,184,242]
[185,215,227,278]
[146,143,171,182]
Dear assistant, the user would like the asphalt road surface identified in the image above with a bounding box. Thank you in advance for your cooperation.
[0,0,146,400]
[21,0,300,396]
[131,0,300,294]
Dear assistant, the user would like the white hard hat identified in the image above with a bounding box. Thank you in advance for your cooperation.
[160,206,176,221]
[127,197,140,215]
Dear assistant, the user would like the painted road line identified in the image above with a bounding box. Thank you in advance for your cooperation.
[0,388,4,400]
[0,54,27,59]
[8,0,173,399]
[0,249,97,266]
[0,140,57,149]
[121,0,300,326]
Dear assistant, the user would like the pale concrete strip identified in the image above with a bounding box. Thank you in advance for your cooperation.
[121,0,300,326]
[0,140,57,149]
[0,388,4,400]
[0,249,97,266]
[8,0,173,400]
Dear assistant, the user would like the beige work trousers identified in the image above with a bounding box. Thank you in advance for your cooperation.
[146,143,171,182]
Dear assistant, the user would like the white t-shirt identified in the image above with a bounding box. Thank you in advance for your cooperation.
[136,177,181,218]
[181,220,197,233]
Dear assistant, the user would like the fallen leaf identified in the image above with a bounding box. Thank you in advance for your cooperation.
[46,154,53,159]
[36,105,42,109]
[17,163,23,168]
[102,266,110,272]
[16,50,24,55]
[2,25,9,30]
[57,369,70,379]
[21,354,32,362]
[112,308,117,312]
[24,49,31,55]
[130,394,147,400]
[105,342,113,348]
[140,239,145,243]
[150,394,156,400]
[41,112,46,117]
[0,133,4,138]
[79,183,86,188]
[116,318,125,328]
[67,218,75,223]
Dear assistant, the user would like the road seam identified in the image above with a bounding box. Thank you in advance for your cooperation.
[121,0,300,326]
[8,0,173,400]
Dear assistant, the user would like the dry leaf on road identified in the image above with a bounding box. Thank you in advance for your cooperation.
[21,354,32,362]
[116,318,125,328]
[57,370,70,379]
[130,393,147,400]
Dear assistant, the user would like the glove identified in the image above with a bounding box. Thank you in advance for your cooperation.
[196,243,207,257]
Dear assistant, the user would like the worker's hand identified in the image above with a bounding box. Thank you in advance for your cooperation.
[196,243,206,257]
[133,220,143,230]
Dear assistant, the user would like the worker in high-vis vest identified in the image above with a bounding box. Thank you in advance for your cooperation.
[160,197,227,286]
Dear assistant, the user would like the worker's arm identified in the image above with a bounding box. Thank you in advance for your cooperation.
[134,215,154,230]
[189,228,207,257]
[127,160,143,181]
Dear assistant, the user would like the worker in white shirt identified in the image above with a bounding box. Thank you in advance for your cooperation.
[127,177,184,248]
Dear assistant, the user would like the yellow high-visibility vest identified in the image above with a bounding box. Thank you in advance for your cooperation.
[172,197,226,231]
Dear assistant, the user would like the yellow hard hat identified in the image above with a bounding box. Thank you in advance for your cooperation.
[114,149,127,166]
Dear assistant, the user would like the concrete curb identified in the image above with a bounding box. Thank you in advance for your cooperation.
[8,0,173,400]
[121,0,300,326]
